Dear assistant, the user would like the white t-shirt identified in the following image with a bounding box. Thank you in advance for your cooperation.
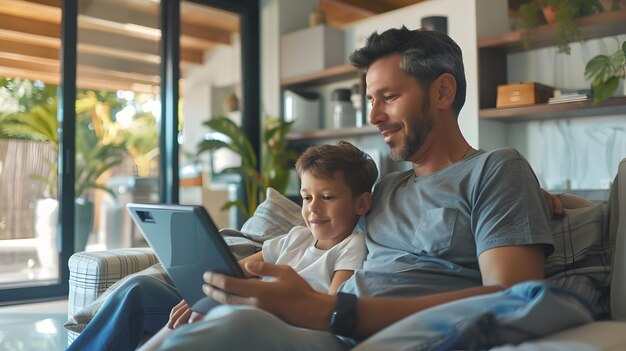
[262,226,366,293]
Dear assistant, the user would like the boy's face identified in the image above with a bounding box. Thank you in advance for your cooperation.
[300,171,370,249]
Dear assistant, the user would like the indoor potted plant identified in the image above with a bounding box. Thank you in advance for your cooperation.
[585,40,626,103]
[197,115,298,219]
[518,0,604,54]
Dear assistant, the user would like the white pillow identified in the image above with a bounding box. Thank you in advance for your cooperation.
[240,187,304,241]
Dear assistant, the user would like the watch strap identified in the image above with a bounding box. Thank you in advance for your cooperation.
[329,292,358,337]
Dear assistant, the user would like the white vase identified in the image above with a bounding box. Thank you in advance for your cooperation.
[34,198,59,279]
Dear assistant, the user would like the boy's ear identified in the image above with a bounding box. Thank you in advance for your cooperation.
[355,192,372,215]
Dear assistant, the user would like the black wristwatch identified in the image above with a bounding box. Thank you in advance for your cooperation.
[329,292,358,337]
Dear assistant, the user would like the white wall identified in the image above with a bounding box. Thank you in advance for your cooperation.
[260,0,318,119]
[181,34,241,158]
[342,0,484,147]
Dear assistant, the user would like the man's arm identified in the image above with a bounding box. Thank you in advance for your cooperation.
[203,243,544,340]
[339,244,545,338]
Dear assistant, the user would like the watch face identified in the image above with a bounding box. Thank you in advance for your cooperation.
[329,293,357,336]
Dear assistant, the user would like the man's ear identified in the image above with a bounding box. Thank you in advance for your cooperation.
[355,192,372,215]
[432,73,456,110]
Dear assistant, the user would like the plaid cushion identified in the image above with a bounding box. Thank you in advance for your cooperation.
[546,203,611,318]
[67,248,158,317]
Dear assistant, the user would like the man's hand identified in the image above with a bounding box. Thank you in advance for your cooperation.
[202,262,335,331]
[167,300,204,329]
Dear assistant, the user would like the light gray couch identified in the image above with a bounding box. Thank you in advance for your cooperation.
[66,159,626,349]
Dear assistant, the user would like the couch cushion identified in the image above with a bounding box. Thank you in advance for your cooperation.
[67,248,159,317]
[545,204,611,318]
[239,187,305,242]
[64,263,172,333]
[491,321,626,350]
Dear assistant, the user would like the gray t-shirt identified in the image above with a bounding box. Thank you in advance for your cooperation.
[340,148,554,297]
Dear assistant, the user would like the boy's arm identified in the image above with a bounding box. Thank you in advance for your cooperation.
[238,251,264,278]
[328,270,354,295]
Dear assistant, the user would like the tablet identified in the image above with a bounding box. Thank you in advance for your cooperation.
[127,203,245,313]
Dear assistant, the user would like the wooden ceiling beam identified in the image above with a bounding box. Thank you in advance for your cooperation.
[0,65,158,94]
[0,0,231,47]
[325,0,394,14]
[0,0,60,24]
[0,37,159,77]
[0,54,159,86]
[181,22,231,47]
[0,38,58,61]
[0,15,204,65]
[0,55,159,86]
[0,13,59,39]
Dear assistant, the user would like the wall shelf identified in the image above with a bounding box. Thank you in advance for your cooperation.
[479,97,626,122]
[280,64,359,88]
[477,9,626,111]
[478,9,626,52]
[287,125,378,142]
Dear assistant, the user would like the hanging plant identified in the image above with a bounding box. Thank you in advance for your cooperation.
[518,0,604,54]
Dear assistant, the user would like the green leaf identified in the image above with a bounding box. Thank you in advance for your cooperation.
[196,139,230,155]
[592,76,620,103]
[221,200,248,217]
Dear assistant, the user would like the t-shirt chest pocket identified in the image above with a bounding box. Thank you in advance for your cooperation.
[411,208,458,255]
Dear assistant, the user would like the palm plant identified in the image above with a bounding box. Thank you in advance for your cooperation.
[197,116,298,218]
[0,91,127,199]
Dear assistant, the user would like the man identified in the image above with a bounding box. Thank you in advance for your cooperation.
[158,27,592,350]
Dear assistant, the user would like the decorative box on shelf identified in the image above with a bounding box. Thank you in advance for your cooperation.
[280,25,345,80]
[496,82,554,108]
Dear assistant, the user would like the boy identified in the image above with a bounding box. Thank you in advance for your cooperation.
[138,141,378,350]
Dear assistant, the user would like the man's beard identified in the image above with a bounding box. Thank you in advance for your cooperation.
[389,104,433,162]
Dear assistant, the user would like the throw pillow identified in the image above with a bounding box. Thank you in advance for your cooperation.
[240,187,304,242]
[546,202,611,318]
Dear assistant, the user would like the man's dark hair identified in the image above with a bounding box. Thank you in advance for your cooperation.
[349,26,466,117]
[295,141,378,197]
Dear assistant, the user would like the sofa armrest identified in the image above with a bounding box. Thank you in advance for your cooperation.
[68,247,157,317]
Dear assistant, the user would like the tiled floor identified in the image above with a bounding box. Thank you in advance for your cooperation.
[0,299,69,350]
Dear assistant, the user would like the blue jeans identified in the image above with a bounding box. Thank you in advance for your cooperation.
[66,275,181,351]
[159,281,594,351]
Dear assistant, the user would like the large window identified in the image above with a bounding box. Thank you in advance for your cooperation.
[0,0,258,303]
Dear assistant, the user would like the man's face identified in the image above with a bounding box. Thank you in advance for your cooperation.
[365,54,433,162]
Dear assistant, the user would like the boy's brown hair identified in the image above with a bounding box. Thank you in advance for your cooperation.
[295,141,378,196]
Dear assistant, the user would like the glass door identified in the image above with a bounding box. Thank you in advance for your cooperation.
[75,0,162,251]
[0,1,62,288]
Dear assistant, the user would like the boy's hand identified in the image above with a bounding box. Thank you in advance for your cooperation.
[167,299,204,329]
[202,262,335,331]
